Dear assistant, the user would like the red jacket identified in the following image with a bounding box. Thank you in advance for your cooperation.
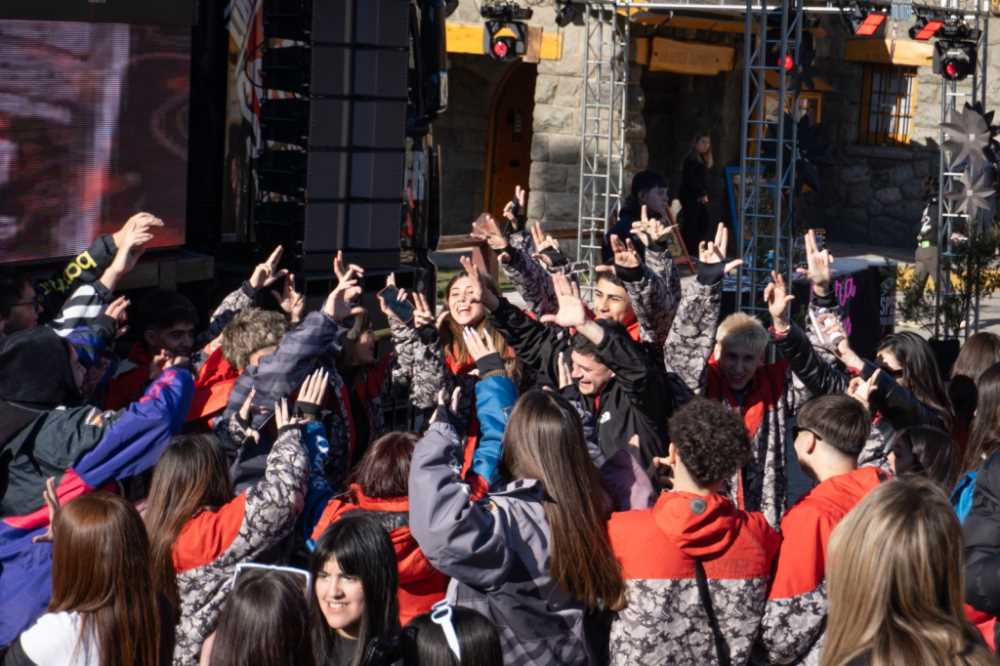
[759,466,885,663]
[608,491,780,665]
[312,487,449,626]
[105,343,155,411]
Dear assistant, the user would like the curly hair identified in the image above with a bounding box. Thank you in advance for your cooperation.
[221,309,287,370]
[669,397,751,486]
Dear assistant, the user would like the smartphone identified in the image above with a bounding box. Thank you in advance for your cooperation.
[378,285,414,322]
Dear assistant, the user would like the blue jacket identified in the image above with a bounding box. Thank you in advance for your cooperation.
[0,368,193,646]
[472,374,517,487]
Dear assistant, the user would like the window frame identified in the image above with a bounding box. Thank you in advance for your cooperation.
[858,64,919,145]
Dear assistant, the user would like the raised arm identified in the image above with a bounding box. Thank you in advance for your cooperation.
[663,225,741,393]
[620,207,682,348]
[408,418,513,589]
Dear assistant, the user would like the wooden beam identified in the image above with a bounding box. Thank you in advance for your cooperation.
[648,36,735,75]
[446,22,563,60]
[844,37,934,67]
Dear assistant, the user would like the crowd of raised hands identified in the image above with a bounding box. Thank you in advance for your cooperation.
[2,185,1000,666]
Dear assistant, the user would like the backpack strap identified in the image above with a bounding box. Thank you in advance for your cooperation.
[694,559,732,666]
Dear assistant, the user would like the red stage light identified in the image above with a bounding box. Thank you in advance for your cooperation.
[945,61,959,78]
[856,13,886,36]
[491,40,509,59]
[913,19,944,40]
[783,54,795,72]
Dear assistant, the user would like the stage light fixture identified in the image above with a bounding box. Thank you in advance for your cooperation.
[484,20,528,61]
[555,0,579,27]
[909,17,944,41]
[934,40,977,82]
[855,12,886,36]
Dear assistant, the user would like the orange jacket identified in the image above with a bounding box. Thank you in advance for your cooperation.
[312,487,449,625]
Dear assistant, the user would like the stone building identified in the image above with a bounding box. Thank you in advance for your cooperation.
[437,1,1000,252]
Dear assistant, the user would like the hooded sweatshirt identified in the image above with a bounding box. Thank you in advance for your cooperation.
[608,491,780,665]
[758,466,885,665]
[311,488,449,626]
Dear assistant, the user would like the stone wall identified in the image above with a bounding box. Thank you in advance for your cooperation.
[813,16,1000,248]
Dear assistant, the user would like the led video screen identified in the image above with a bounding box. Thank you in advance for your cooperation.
[0,20,190,263]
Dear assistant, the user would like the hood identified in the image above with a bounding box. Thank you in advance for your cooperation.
[808,467,885,517]
[652,491,740,559]
[0,327,81,446]
[187,347,240,422]
[391,525,442,584]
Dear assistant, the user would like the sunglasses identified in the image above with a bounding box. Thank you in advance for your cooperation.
[230,562,312,592]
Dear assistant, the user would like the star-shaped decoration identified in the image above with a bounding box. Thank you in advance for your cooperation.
[945,171,996,219]
[940,105,992,170]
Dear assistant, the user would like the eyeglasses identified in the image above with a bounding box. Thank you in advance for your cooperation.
[431,600,462,661]
[792,425,816,440]
[230,562,312,592]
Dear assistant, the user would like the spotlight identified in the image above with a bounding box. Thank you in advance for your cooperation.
[909,17,944,41]
[555,0,579,27]
[934,40,977,82]
[484,20,528,61]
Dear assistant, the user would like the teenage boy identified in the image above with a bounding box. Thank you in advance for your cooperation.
[758,394,883,665]
[608,397,781,666]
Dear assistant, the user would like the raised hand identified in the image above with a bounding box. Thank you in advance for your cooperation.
[459,255,499,311]
[413,291,434,328]
[470,213,509,253]
[112,212,164,251]
[104,296,130,337]
[272,273,305,324]
[630,205,677,248]
[610,234,640,270]
[763,271,795,331]
[502,185,528,232]
[814,311,847,350]
[528,222,567,270]
[31,477,61,543]
[237,387,260,443]
[463,326,498,362]
[430,386,462,426]
[250,245,289,289]
[557,351,573,390]
[274,397,301,430]
[540,273,588,329]
[847,369,880,411]
[699,223,743,274]
[333,250,365,284]
[800,229,833,297]
[323,277,364,323]
[295,368,329,421]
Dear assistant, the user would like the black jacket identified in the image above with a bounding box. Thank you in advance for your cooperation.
[964,452,1000,623]
[489,297,675,468]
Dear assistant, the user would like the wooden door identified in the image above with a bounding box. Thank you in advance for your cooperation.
[484,62,537,217]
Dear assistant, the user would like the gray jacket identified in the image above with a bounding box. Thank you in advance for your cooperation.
[408,422,591,666]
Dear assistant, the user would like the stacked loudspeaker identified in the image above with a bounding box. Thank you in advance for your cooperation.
[256,0,409,270]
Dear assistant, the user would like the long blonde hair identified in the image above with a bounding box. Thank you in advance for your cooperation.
[822,478,993,666]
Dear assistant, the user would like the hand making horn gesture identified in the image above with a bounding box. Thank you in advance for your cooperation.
[798,229,833,297]
[630,205,677,248]
[763,271,795,333]
[698,223,743,275]
[250,245,289,289]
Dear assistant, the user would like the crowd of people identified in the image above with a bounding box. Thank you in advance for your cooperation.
[0,176,999,666]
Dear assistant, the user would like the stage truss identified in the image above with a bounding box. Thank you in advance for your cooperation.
[571,0,993,327]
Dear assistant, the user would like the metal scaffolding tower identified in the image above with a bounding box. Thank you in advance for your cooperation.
[934,0,991,339]
[576,3,631,289]
[735,0,803,314]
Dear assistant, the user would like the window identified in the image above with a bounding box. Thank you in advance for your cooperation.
[859,65,918,145]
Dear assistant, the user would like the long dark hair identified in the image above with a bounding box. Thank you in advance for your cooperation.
[50,493,161,666]
[209,569,316,666]
[952,332,1000,382]
[400,607,503,666]
[310,513,401,666]
[144,434,235,606]
[961,363,1000,475]
[889,426,957,490]
[878,332,954,432]
[501,389,626,611]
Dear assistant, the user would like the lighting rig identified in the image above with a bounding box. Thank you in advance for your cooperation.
[481,0,533,61]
